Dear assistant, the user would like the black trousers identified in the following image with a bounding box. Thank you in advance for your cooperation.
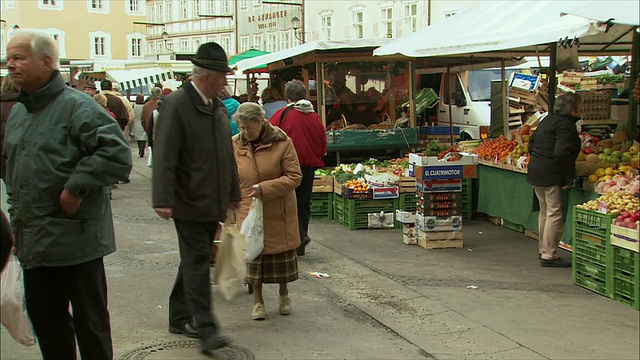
[23,257,112,360]
[296,166,316,245]
[169,219,220,338]
[137,141,146,156]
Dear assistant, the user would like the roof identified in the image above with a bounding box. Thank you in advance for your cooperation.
[374,1,635,59]
[228,49,270,73]
[561,0,640,26]
[235,38,395,73]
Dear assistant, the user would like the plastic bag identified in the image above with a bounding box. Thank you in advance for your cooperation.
[146,147,153,168]
[241,197,264,262]
[213,225,247,301]
[1,255,36,346]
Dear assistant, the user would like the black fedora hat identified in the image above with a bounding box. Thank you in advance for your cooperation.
[191,42,233,74]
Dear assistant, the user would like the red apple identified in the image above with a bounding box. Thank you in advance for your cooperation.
[622,211,631,218]
[629,222,637,229]
[624,217,633,223]
[617,215,626,222]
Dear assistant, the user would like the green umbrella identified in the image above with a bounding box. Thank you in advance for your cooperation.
[228,49,269,73]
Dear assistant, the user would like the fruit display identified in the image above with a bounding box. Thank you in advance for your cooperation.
[613,209,640,230]
[472,135,518,162]
[576,144,639,178]
[577,191,640,215]
[633,77,639,103]
[594,169,639,195]
[343,179,369,194]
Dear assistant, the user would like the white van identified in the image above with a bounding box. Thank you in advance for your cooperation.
[418,69,519,139]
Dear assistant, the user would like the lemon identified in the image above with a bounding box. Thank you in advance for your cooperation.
[619,165,628,173]
[588,175,598,183]
[604,175,613,181]
[596,168,606,178]
[605,167,614,176]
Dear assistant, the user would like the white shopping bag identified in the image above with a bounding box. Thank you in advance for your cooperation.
[0,255,35,346]
[213,225,247,301]
[146,147,153,168]
[241,197,264,262]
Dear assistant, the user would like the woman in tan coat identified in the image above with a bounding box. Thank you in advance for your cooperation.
[232,102,302,320]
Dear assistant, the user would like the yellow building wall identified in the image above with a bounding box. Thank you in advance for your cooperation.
[2,0,147,60]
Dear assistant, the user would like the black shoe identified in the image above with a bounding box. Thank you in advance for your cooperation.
[296,247,305,256]
[169,322,200,338]
[119,179,131,184]
[139,154,144,158]
[540,257,572,268]
[304,236,311,246]
[200,333,231,353]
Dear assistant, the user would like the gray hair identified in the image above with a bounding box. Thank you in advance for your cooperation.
[9,29,60,70]
[151,87,162,97]
[111,82,121,92]
[233,102,265,124]
[285,80,306,102]
[192,64,219,80]
[553,93,582,116]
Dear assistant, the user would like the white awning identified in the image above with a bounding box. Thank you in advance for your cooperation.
[374,1,634,59]
[561,0,640,26]
[236,39,395,73]
[78,68,174,91]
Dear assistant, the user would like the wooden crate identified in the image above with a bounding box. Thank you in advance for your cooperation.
[313,176,334,193]
[399,176,416,193]
[418,238,464,250]
[333,178,342,195]
[525,229,539,241]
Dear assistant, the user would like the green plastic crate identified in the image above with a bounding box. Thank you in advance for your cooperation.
[333,193,345,224]
[343,197,398,231]
[574,260,608,282]
[574,273,609,296]
[611,246,640,310]
[573,230,609,264]
[462,178,473,220]
[311,192,333,219]
[501,218,525,233]
[574,207,614,239]
[395,193,417,229]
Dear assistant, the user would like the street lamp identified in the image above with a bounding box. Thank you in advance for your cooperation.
[291,16,303,43]
[161,30,173,52]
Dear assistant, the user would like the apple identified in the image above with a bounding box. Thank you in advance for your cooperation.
[629,222,637,230]
[624,217,633,223]
[617,215,626,222]
[622,211,631,218]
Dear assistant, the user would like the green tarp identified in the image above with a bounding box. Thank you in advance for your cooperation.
[228,49,269,72]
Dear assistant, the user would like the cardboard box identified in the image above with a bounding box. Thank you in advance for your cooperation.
[395,210,416,224]
[418,192,462,202]
[418,237,464,249]
[418,196,463,209]
[402,224,417,237]
[367,212,395,229]
[414,164,464,181]
[403,233,418,245]
[372,186,400,199]
[416,178,463,193]
[463,165,477,179]
[416,215,463,231]
[409,153,478,167]
[417,229,464,241]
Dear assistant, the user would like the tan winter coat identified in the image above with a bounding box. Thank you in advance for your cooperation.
[233,121,302,255]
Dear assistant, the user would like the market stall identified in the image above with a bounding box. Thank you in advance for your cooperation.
[235,39,420,163]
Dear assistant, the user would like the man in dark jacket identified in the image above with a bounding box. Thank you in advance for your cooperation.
[269,80,328,256]
[527,93,582,268]
[3,29,132,359]
[101,80,129,131]
[152,42,241,354]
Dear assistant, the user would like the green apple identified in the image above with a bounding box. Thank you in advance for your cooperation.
[612,150,624,159]
[603,148,613,155]
[629,146,638,154]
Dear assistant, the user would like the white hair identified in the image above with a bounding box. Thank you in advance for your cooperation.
[111,82,121,92]
[192,64,218,80]
[9,29,60,70]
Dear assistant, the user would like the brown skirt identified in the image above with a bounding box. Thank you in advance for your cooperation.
[246,250,298,284]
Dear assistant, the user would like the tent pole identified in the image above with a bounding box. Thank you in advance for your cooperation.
[447,66,453,145]
[409,60,416,128]
[246,72,251,101]
[548,42,558,114]
[628,29,639,141]
[501,60,508,137]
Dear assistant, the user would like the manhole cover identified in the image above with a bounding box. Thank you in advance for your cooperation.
[116,340,255,360]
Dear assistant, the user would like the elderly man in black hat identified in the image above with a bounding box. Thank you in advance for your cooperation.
[152,42,241,353]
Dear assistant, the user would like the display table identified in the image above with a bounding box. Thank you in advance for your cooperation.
[476,164,598,247]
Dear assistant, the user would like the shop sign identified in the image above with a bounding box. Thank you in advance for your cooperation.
[238,7,301,35]
[93,63,126,71]
[415,165,463,180]
[416,178,463,193]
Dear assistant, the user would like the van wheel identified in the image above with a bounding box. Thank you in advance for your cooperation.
[459,131,473,141]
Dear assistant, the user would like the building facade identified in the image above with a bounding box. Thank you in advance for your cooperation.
[1,0,147,61]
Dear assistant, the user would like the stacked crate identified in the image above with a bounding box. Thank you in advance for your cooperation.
[396,210,417,245]
[610,224,640,310]
[461,178,472,221]
[332,193,397,230]
[412,161,465,250]
[394,192,417,229]
[572,207,614,297]
[311,175,334,219]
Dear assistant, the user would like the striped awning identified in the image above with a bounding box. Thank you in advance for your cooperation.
[79,68,173,91]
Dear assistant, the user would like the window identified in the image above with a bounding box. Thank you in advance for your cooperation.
[44,28,66,58]
[280,32,290,51]
[206,0,215,14]
[156,42,163,54]
[39,0,63,10]
[240,0,248,9]
[157,3,163,21]
[253,34,262,50]
[239,36,248,52]
[321,16,332,40]
[126,0,144,15]
[253,0,261,7]
[221,36,232,54]
[148,4,155,22]
[443,10,458,19]
[206,36,216,43]
[353,11,364,39]
[166,1,172,21]
[88,0,109,14]
[268,33,277,52]
[95,37,106,56]
[381,7,394,38]
[180,0,187,19]
[148,42,154,55]
[128,33,143,58]
[443,74,463,105]
[221,0,230,14]
[89,31,112,59]
[180,39,190,52]
[193,0,200,17]
[404,3,417,34]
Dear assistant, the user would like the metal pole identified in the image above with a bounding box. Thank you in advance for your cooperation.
[549,41,558,114]
[501,59,508,137]
[409,60,416,128]
[628,29,639,141]
[447,66,454,144]
[301,0,306,43]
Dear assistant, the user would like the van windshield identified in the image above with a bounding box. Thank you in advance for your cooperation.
[468,69,518,102]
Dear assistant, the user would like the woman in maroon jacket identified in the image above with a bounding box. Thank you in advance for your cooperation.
[269,80,327,256]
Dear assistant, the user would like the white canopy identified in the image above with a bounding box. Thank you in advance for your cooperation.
[235,39,394,73]
[561,0,640,26]
[374,1,634,58]
[80,68,174,91]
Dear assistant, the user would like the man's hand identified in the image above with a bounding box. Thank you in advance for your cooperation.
[155,207,173,220]
[562,185,571,191]
[60,189,82,215]
[248,188,262,199]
